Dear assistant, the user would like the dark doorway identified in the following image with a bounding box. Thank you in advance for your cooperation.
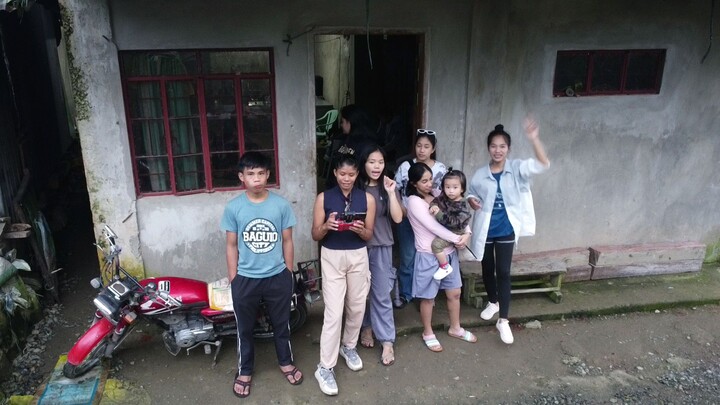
[353,34,421,172]
[314,32,422,190]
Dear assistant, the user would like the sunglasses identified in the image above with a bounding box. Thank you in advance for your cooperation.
[416,129,436,136]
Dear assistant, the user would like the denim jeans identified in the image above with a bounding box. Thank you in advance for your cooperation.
[396,217,416,302]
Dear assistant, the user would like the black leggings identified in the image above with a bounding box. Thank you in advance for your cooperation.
[481,233,515,319]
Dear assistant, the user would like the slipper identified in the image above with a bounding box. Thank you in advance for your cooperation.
[381,342,395,366]
[233,373,252,398]
[281,366,303,385]
[448,328,478,343]
[422,334,443,352]
[360,328,375,349]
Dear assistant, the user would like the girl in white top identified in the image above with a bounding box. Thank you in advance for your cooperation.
[467,118,549,345]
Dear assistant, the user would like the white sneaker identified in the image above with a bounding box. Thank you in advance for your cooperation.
[480,302,499,320]
[339,345,363,371]
[496,319,514,344]
[314,364,338,396]
[432,264,453,280]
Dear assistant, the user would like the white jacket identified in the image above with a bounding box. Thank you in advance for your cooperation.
[467,158,548,261]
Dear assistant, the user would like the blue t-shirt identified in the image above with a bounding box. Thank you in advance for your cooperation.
[488,172,514,238]
[220,192,296,278]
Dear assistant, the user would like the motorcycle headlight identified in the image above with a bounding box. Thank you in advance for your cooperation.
[93,293,120,322]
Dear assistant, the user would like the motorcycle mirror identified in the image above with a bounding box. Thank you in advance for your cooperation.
[146,282,157,291]
[90,277,103,289]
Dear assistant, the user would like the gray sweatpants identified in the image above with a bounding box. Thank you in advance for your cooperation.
[362,245,396,343]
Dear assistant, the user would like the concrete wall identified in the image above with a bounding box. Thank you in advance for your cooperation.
[68,0,719,279]
[65,0,474,279]
[465,0,720,255]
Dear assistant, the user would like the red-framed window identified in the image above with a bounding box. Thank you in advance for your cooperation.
[120,49,279,196]
[553,49,665,97]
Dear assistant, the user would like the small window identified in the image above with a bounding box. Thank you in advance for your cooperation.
[120,49,278,196]
[553,49,665,96]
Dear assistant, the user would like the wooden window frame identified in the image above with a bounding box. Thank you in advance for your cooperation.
[553,49,666,97]
[120,48,279,197]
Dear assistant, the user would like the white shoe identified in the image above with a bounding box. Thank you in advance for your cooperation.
[314,364,338,396]
[480,302,499,320]
[496,319,514,344]
[339,345,363,371]
[432,264,453,280]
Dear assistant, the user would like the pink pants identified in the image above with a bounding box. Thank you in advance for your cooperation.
[319,246,370,368]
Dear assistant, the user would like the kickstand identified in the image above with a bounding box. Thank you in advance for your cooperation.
[211,340,223,368]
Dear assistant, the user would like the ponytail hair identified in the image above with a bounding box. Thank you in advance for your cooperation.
[406,162,432,197]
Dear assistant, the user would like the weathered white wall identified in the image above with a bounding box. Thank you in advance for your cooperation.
[63,0,144,276]
[465,0,720,256]
[314,35,352,109]
[80,0,474,279]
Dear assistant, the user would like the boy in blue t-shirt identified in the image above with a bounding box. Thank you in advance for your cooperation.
[220,152,303,398]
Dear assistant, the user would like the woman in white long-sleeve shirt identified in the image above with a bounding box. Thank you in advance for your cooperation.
[406,162,475,353]
[467,118,550,345]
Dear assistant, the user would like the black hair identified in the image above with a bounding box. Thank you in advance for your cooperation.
[414,130,438,160]
[487,124,511,148]
[340,104,372,133]
[237,151,271,172]
[334,153,358,171]
[358,144,389,213]
[441,168,467,197]
[406,162,432,198]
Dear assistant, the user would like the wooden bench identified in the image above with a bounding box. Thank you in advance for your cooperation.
[460,252,569,309]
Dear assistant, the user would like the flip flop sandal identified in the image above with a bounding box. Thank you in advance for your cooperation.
[360,329,375,348]
[281,366,304,385]
[422,334,443,352]
[448,328,478,343]
[233,373,252,398]
[381,343,395,366]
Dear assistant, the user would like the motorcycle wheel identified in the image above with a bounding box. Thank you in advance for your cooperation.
[62,335,111,378]
[254,303,308,341]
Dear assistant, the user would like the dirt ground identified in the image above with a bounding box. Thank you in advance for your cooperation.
[5,218,719,404]
[32,291,720,404]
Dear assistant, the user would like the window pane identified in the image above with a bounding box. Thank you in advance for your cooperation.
[170,118,202,155]
[174,155,206,192]
[205,80,239,152]
[242,79,275,151]
[132,119,166,156]
[553,52,588,95]
[167,81,199,117]
[201,51,270,74]
[137,157,170,193]
[626,51,664,92]
[211,152,240,188]
[591,53,623,92]
[128,82,162,118]
[122,51,198,76]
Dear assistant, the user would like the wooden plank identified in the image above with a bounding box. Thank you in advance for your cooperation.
[589,242,706,266]
[565,265,593,282]
[590,259,703,280]
[513,247,589,268]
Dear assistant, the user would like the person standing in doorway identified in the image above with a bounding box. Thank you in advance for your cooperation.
[467,118,550,345]
[394,129,447,308]
[312,154,376,396]
[221,152,303,399]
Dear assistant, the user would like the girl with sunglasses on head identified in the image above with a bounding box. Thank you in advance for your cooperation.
[393,129,447,308]
[467,118,549,345]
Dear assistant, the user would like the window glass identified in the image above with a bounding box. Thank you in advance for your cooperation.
[591,52,623,92]
[123,52,198,76]
[626,51,664,92]
[553,52,588,95]
[121,49,277,195]
[201,51,270,74]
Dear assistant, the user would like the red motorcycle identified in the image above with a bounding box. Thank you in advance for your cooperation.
[63,225,320,378]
